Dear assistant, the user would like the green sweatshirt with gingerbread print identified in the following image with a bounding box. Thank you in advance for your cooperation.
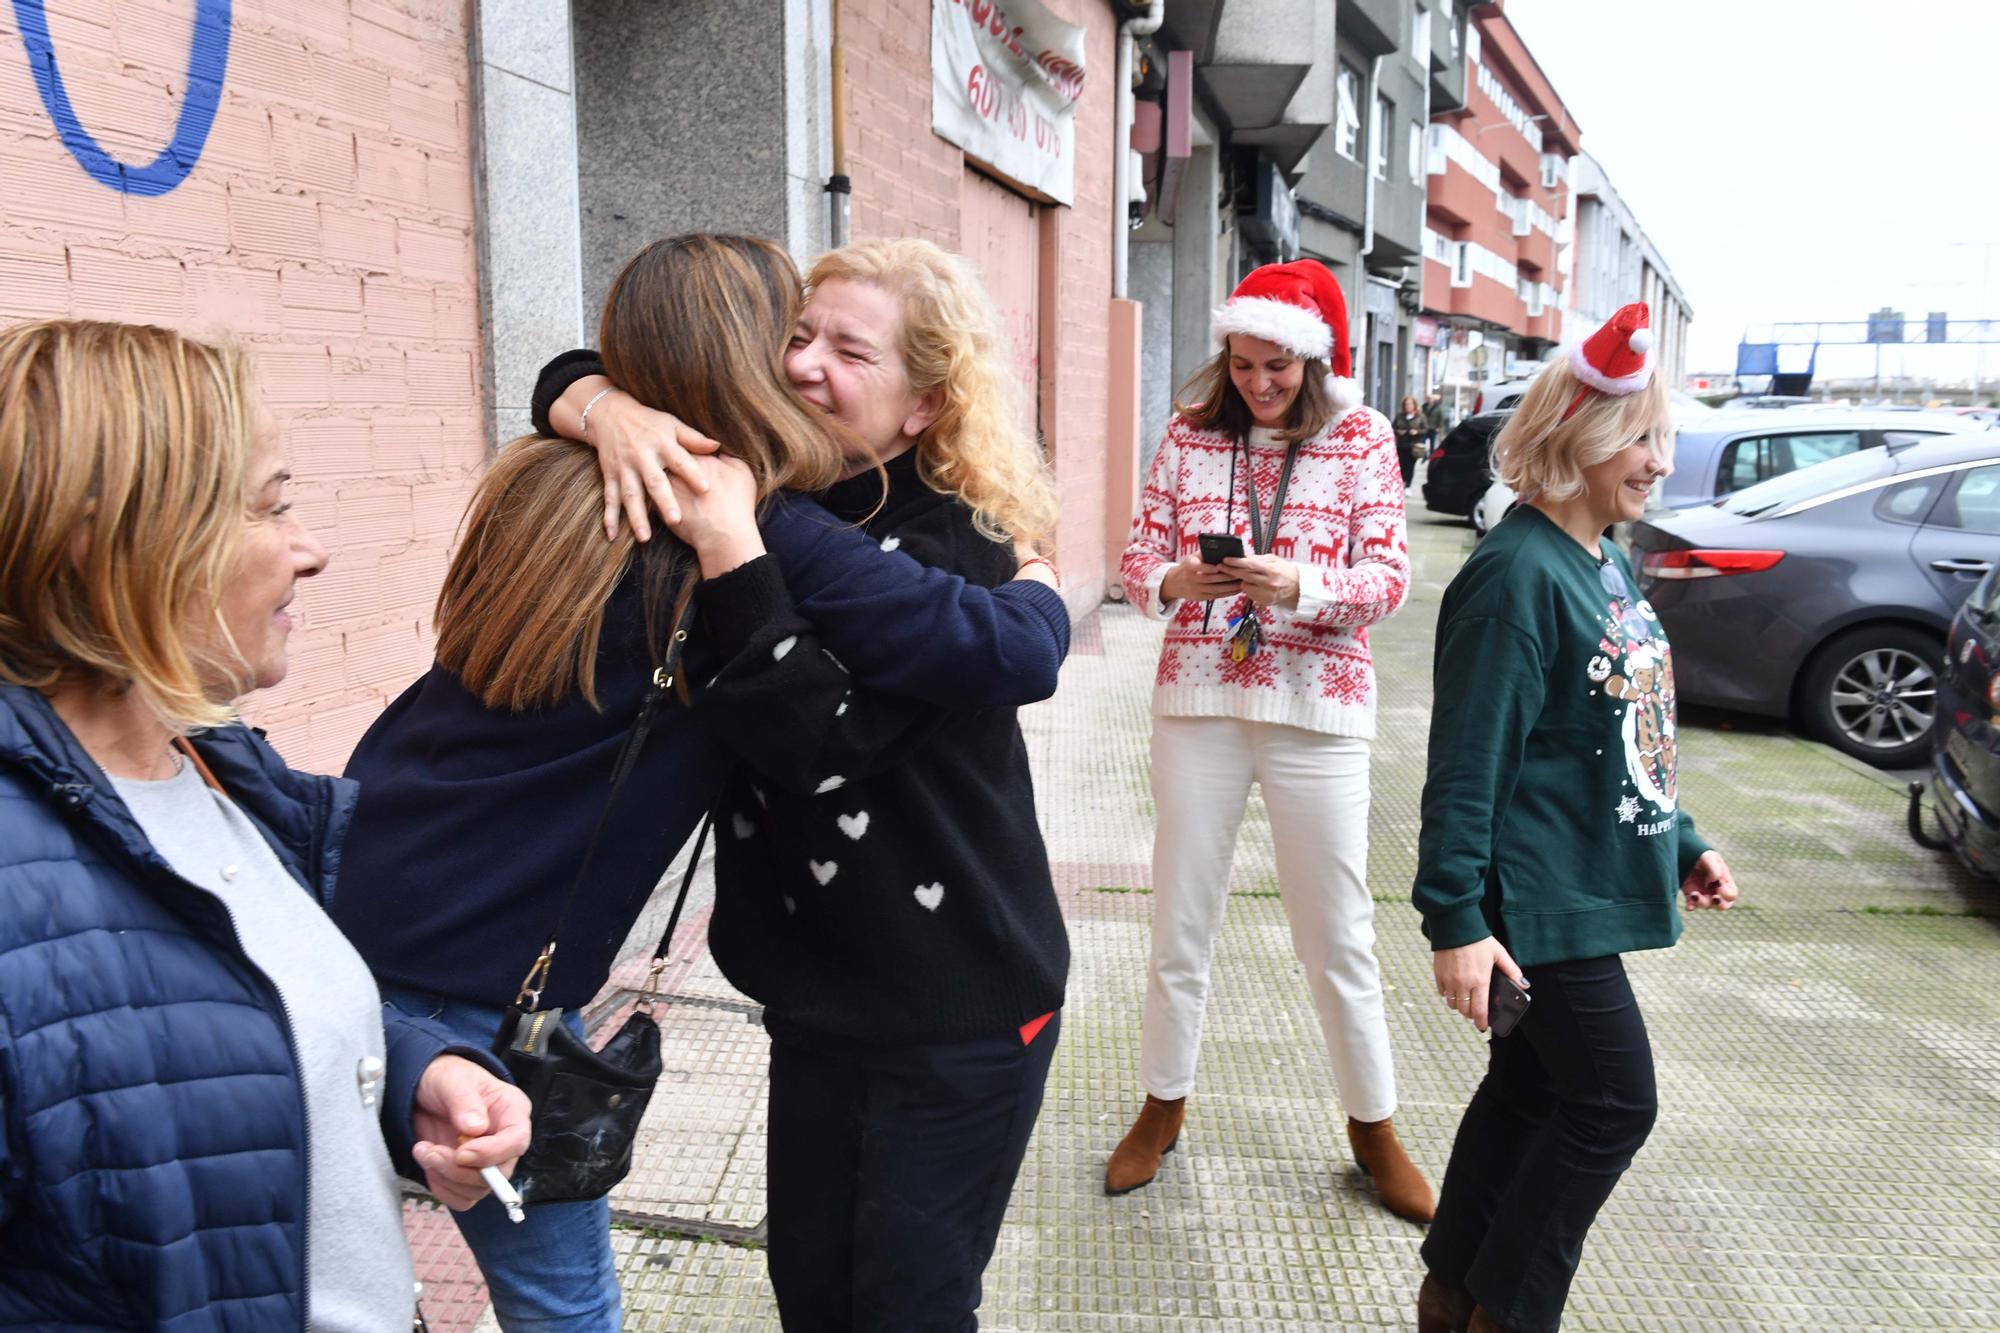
[1413,504,1710,965]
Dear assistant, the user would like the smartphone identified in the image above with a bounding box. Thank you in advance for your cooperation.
[1198,532,1246,565]
[1488,967,1531,1038]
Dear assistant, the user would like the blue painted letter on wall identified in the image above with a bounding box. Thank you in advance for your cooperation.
[12,0,232,196]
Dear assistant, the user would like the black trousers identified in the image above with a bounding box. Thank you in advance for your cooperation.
[1397,444,1419,487]
[764,1010,1061,1332]
[1420,956,1658,1333]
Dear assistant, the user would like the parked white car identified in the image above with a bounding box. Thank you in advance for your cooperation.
[1471,476,1518,537]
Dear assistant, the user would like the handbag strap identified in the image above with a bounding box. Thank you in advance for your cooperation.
[634,795,720,1012]
[512,593,700,1012]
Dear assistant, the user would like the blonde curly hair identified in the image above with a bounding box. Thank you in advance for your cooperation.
[806,239,1058,550]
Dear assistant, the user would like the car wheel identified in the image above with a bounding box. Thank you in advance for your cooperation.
[1800,625,1943,769]
[1470,503,1488,536]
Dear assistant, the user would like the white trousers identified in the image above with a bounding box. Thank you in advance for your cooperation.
[1139,715,1398,1122]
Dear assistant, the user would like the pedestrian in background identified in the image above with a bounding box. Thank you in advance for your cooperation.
[1425,389,1448,449]
[1411,304,1739,1333]
[1112,259,1433,1223]
[339,235,1067,1330]
[1394,393,1428,487]
[0,320,529,1329]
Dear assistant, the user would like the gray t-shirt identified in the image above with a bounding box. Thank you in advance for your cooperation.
[111,763,414,1331]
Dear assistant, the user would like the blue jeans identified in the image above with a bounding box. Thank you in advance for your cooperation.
[381,984,622,1332]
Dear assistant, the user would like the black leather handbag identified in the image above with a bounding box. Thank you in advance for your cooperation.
[490,605,716,1206]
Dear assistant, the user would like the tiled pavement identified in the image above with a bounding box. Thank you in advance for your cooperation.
[410,509,2000,1331]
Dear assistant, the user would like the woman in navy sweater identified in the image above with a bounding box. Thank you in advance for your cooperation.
[534,237,1068,1331]
[334,235,1066,1329]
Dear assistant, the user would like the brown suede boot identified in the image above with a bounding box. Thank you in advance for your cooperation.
[1467,1308,1509,1333]
[1105,1095,1185,1195]
[1345,1115,1435,1223]
[1416,1273,1475,1333]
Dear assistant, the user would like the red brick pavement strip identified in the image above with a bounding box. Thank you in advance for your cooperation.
[1069,608,1107,657]
[405,1199,489,1333]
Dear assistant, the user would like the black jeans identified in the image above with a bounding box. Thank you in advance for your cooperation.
[1397,444,1419,487]
[763,1010,1061,1332]
[1420,956,1658,1333]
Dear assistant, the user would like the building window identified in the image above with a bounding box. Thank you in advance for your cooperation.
[1408,121,1423,184]
[1372,94,1391,179]
[1336,62,1362,160]
[1453,241,1471,286]
[1465,23,1479,64]
[1540,152,1565,189]
[1413,6,1431,61]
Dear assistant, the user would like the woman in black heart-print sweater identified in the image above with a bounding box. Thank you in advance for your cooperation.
[535,238,1067,1330]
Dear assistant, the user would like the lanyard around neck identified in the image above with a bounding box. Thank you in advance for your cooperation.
[1241,435,1300,556]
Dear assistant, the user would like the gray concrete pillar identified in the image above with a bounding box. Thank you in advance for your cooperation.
[1131,238,1175,472]
[570,0,830,319]
[1171,144,1222,399]
[471,0,585,445]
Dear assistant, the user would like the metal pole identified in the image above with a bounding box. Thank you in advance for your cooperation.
[827,1,849,249]
[1979,244,1991,400]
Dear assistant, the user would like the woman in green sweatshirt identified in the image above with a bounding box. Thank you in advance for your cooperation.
[1411,305,1740,1333]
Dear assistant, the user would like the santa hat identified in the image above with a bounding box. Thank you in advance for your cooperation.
[1211,260,1363,414]
[1567,301,1655,397]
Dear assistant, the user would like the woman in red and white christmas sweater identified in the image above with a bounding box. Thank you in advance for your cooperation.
[1109,259,1434,1222]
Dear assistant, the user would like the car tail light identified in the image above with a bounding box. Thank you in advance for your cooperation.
[1639,549,1786,580]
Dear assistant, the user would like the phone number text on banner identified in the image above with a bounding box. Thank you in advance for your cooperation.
[931,0,1086,206]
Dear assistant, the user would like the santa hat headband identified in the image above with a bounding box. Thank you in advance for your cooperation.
[1561,302,1655,421]
[1211,259,1363,416]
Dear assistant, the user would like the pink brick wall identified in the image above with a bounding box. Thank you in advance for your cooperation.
[838,0,1118,614]
[0,0,483,774]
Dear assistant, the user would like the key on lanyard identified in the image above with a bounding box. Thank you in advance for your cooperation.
[1226,604,1263,661]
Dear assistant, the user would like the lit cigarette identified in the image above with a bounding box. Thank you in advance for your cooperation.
[481,1165,525,1224]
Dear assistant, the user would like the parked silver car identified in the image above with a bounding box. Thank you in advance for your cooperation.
[1629,433,2000,768]
[1657,409,1983,510]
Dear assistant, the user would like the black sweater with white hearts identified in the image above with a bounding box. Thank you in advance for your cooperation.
[695,452,1070,1045]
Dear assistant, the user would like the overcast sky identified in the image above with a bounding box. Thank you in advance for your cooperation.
[1505,0,2000,384]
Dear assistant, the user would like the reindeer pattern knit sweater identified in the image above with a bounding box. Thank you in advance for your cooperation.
[1120,408,1410,739]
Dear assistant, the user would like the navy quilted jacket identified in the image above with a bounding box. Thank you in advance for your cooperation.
[0,686,489,1329]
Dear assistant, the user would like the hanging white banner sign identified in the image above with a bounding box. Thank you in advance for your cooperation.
[930,0,1087,206]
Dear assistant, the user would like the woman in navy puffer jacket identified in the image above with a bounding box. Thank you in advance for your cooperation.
[0,321,530,1330]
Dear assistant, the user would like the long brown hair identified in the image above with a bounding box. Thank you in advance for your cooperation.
[0,320,260,731]
[434,234,847,711]
[1175,343,1334,443]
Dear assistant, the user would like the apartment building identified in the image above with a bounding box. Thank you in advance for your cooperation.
[1566,151,1692,390]
[1419,0,1580,395]
[1291,0,1458,414]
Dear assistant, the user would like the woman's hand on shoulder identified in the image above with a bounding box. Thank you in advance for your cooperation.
[1221,554,1300,609]
[565,381,720,543]
[664,455,765,577]
[1433,937,1527,1034]
[1160,554,1243,604]
[1680,850,1738,911]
